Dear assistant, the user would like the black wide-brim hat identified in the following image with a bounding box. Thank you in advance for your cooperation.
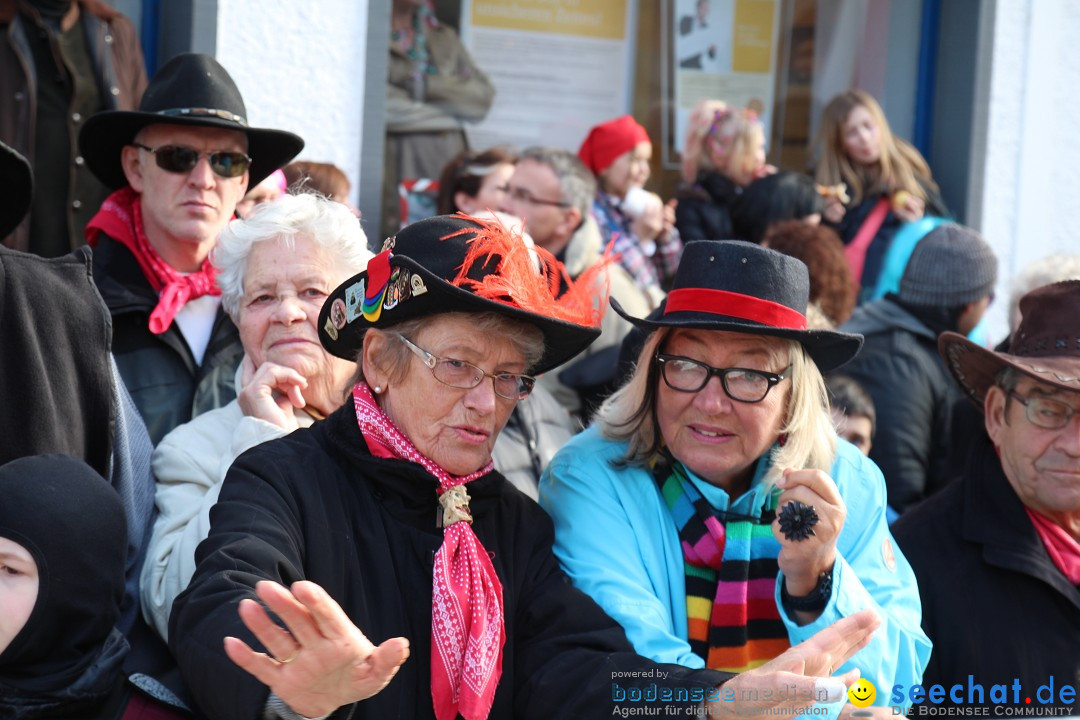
[79,53,304,190]
[611,240,863,372]
[319,215,603,375]
[939,279,1080,407]
[1,141,32,239]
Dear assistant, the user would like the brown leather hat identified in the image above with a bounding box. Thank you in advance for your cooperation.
[939,280,1080,407]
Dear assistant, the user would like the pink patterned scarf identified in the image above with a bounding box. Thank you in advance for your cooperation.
[352,383,504,720]
[86,187,221,335]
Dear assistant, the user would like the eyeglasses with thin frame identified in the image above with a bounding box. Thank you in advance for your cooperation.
[1008,391,1080,430]
[497,184,570,208]
[656,353,790,403]
[131,143,251,178]
[399,335,535,400]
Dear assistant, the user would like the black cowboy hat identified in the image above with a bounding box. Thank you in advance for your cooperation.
[611,240,863,372]
[940,280,1080,407]
[79,53,304,190]
[0,141,32,240]
[319,215,602,375]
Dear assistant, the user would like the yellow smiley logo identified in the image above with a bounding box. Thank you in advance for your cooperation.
[848,678,877,708]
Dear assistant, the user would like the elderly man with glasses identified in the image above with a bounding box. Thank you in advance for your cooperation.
[892,280,1080,716]
[500,145,660,416]
[78,53,303,443]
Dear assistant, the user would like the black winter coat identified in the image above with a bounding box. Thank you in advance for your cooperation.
[170,404,730,719]
[0,246,112,473]
[839,298,961,513]
[674,172,738,242]
[892,438,1080,714]
[91,234,242,444]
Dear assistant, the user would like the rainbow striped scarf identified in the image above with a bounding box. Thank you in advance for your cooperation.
[654,457,790,672]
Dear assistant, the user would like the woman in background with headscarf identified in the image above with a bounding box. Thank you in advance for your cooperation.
[579,115,680,297]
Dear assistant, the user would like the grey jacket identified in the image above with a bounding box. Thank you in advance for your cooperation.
[491,384,579,500]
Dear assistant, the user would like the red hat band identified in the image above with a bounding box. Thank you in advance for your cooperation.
[665,288,808,330]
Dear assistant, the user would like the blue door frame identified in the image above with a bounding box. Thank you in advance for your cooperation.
[913,0,940,159]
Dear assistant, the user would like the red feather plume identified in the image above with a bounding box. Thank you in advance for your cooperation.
[441,212,610,329]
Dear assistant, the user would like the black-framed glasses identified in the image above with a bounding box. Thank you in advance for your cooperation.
[1009,391,1080,430]
[399,335,535,400]
[132,143,251,178]
[656,353,790,403]
[498,184,570,208]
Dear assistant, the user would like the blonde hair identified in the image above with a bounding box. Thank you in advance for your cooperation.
[814,89,938,207]
[681,100,763,185]
[594,329,837,487]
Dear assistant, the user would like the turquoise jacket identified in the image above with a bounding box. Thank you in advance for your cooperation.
[539,426,931,706]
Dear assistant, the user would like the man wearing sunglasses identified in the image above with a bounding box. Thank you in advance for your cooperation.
[892,281,1080,715]
[78,53,304,444]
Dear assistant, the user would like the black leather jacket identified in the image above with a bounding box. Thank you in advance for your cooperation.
[91,233,242,445]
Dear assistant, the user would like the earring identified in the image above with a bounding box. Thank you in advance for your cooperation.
[373,385,383,394]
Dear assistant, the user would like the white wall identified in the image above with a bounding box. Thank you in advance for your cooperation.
[973,0,1080,343]
[215,0,370,207]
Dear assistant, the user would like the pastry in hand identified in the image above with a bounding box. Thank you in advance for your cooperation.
[816,182,850,205]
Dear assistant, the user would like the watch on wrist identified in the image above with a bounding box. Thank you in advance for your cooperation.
[781,570,832,613]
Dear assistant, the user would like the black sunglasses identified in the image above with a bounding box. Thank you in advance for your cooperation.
[132,143,251,178]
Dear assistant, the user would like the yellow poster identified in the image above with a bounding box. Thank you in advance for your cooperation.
[470,0,627,40]
[461,0,635,151]
[670,0,779,154]
[733,0,776,73]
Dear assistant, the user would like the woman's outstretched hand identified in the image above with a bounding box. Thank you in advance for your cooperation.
[704,609,881,720]
[224,580,410,719]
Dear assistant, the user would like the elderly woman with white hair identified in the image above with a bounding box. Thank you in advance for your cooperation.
[540,240,932,713]
[140,192,372,640]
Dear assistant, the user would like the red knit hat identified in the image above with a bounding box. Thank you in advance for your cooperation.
[577,115,650,175]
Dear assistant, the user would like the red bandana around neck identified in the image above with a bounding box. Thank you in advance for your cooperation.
[85,187,221,335]
[351,382,504,720]
[1026,508,1080,585]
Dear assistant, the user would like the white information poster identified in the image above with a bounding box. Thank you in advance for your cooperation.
[668,0,780,156]
[460,0,636,152]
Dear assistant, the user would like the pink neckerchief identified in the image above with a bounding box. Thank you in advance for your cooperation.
[85,187,221,335]
[1026,508,1080,585]
[352,382,504,720]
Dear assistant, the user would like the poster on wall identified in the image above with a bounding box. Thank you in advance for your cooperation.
[460,0,637,152]
[666,0,780,160]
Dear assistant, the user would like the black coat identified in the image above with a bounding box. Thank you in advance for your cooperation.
[839,298,961,513]
[892,438,1080,714]
[0,246,112,473]
[91,234,242,444]
[170,404,731,719]
[674,172,738,242]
